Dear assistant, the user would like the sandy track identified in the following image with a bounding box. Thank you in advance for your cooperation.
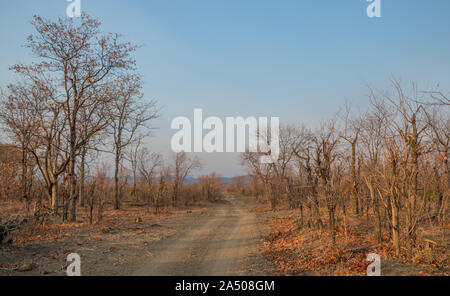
[133,197,267,276]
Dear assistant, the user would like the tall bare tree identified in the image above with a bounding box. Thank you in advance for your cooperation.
[9,14,141,221]
[109,74,159,210]
[340,103,361,216]
[172,152,201,206]
[1,76,68,215]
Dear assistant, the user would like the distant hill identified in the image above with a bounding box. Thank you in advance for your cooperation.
[184,176,198,184]
[220,177,234,184]
[184,176,246,185]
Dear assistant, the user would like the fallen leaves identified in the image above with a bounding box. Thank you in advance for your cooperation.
[263,214,378,276]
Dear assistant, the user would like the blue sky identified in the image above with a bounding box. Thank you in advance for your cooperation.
[1,0,450,176]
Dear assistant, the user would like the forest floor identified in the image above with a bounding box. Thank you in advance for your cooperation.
[252,203,449,276]
[0,196,448,276]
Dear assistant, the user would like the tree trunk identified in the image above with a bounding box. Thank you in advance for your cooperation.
[172,182,178,207]
[351,141,359,216]
[21,145,30,216]
[299,203,304,227]
[132,166,137,201]
[391,198,400,256]
[373,194,382,243]
[89,198,94,225]
[365,178,382,244]
[69,155,77,222]
[79,148,86,207]
[311,184,323,229]
[328,207,336,246]
[50,182,58,213]
[114,151,120,210]
[406,134,420,258]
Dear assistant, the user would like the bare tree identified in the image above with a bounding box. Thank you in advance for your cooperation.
[138,147,162,206]
[172,152,201,206]
[423,102,449,220]
[313,120,341,245]
[423,91,449,106]
[155,165,172,213]
[340,103,362,216]
[127,138,142,201]
[1,76,68,216]
[109,74,159,210]
[0,85,38,214]
[380,81,428,257]
[292,128,323,229]
[7,14,140,222]
[360,109,386,243]
[240,150,274,208]
[199,173,223,202]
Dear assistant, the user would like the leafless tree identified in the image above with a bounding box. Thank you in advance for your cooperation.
[360,109,387,243]
[313,120,341,245]
[340,103,362,216]
[199,173,223,202]
[1,76,68,216]
[109,74,159,210]
[138,147,162,206]
[172,152,201,206]
[7,14,141,221]
[423,102,449,220]
[127,138,142,201]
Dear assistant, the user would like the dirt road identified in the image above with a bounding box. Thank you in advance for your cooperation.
[133,196,271,276]
[0,196,273,276]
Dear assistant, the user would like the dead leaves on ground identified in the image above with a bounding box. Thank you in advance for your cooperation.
[256,200,449,276]
[261,213,431,276]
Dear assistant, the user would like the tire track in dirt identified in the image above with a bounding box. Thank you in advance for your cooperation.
[133,197,267,276]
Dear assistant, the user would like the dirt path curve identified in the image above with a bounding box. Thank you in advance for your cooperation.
[133,196,269,276]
